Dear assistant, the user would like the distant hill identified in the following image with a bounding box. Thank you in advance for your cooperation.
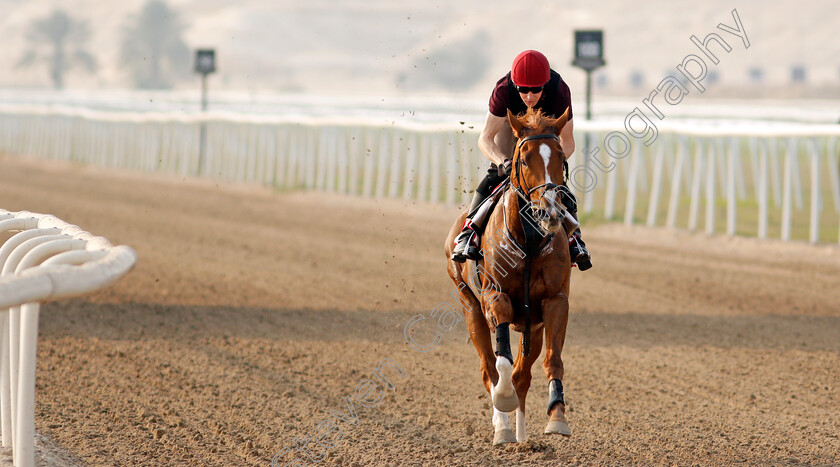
[1,0,839,99]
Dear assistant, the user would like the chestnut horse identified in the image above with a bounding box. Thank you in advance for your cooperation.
[445,108,573,445]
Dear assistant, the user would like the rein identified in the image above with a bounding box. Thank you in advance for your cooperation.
[511,132,561,358]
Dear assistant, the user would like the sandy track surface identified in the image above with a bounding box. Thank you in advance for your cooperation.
[1,154,839,466]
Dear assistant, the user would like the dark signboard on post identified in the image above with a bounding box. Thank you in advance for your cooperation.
[572,30,605,72]
[195,48,216,174]
[195,49,216,75]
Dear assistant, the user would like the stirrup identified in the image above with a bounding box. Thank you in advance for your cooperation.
[569,234,592,271]
[451,229,482,263]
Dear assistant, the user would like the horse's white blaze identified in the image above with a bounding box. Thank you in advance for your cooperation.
[540,143,552,185]
[539,143,559,216]
[515,407,527,442]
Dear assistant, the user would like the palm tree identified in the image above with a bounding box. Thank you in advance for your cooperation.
[16,9,97,89]
[121,0,191,89]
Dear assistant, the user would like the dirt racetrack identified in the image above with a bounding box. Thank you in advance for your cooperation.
[1,154,839,466]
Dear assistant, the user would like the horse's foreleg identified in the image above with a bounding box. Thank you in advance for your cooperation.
[453,279,497,394]
[487,293,518,412]
[511,324,544,442]
[542,293,571,437]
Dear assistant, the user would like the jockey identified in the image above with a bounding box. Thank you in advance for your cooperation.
[451,49,592,270]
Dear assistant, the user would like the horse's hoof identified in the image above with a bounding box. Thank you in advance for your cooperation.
[493,428,517,445]
[544,419,571,437]
[492,392,519,412]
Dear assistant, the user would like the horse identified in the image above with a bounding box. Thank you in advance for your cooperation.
[445,107,574,445]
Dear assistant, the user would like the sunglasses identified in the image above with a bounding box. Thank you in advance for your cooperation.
[516,85,543,94]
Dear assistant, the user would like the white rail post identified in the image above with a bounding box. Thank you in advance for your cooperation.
[14,302,38,467]
[347,127,360,196]
[247,124,258,183]
[705,139,717,235]
[826,137,840,219]
[666,136,687,228]
[430,134,442,203]
[362,128,377,198]
[316,128,328,191]
[0,226,61,450]
[375,129,389,198]
[781,138,795,241]
[14,239,89,467]
[583,130,597,214]
[791,138,804,211]
[646,141,666,227]
[327,127,339,192]
[624,142,641,225]
[748,137,760,200]
[305,128,317,189]
[0,210,137,467]
[403,133,418,201]
[726,136,737,236]
[0,314,8,448]
[604,154,618,220]
[458,132,473,205]
[688,139,705,232]
[445,133,457,205]
[262,125,276,187]
[260,125,272,185]
[734,138,747,200]
[285,126,298,189]
[416,134,431,202]
[263,125,277,186]
[758,138,769,239]
[769,138,782,208]
[808,138,821,244]
[715,138,727,198]
[637,143,649,193]
[277,126,288,185]
[388,130,403,199]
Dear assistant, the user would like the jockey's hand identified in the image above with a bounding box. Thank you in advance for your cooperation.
[498,159,513,178]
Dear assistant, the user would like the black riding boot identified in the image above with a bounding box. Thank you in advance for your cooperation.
[452,166,509,263]
[451,190,489,263]
[567,210,592,271]
[559,184,592,271]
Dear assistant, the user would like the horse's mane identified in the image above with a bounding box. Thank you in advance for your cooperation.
[517,108,557,133]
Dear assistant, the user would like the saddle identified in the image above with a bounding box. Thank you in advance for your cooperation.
[477,179,578,258]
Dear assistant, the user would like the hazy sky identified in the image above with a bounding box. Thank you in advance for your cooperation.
[1,0,838,98]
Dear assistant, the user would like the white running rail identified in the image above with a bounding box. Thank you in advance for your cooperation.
[2,105,839,243]
[0,210,137,467]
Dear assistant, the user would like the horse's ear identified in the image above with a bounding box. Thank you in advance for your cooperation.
[507,109,526,139]
[552,107,570,135]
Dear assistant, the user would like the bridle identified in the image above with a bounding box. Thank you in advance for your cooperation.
[512,133,563,202]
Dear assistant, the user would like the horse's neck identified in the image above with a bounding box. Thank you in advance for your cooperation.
[503,187,553,257]
[503,189,528,249]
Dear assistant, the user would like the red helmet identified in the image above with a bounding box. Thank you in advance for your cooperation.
[511,50,550,87]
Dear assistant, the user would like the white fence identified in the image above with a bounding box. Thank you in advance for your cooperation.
[0,210,137,467]
[2,105,839,243]
[573,123,840,244]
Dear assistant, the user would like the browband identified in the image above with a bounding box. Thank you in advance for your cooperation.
[517,133,559,149]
